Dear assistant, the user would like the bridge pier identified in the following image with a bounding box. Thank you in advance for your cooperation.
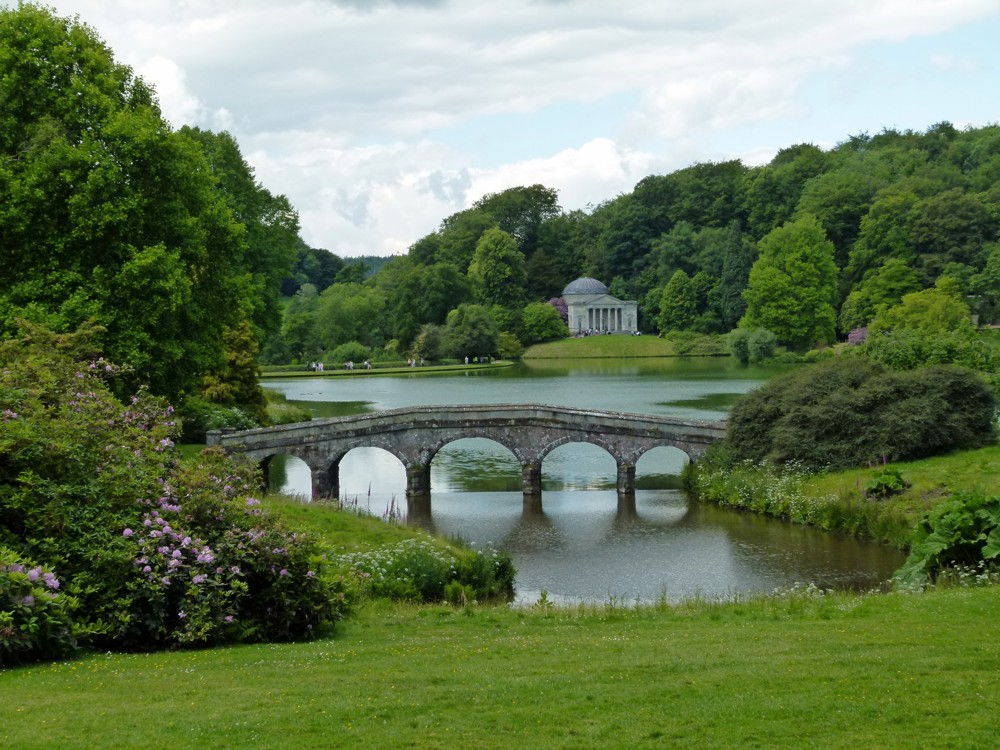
[311,466,339,500]
[405,463,432,499]
[616,463,636,495]
[521,462,542,496]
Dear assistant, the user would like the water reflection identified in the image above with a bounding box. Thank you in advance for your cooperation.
[263,362,906,603]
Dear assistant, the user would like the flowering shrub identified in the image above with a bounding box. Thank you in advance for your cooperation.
[334,539,514,603]
[1,323,349,659]
[1,548,76,666]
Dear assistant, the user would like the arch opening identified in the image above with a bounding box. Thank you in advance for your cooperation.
[635,445,691,490]
[430,437,521,493]
[541,442,617,491]
[338,446,407,505]
[263,453,312,500]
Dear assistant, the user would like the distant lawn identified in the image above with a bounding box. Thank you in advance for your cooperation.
[524,335,679,358]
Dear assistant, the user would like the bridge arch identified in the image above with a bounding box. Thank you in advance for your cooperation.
[208,403,726,504]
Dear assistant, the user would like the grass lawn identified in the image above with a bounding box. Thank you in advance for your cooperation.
[3,587,999,749]
[524,335,679,358]
[804,443,1000,526]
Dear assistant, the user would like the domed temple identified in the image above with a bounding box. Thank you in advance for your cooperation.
[562,277,638,335]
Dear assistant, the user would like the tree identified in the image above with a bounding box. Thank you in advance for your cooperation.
[444,304,500,360]
[709,221,756,330]
[179,127,299,340]
[869,277,974,337]
[468,228,528,308]
[740,215,839,349]
[838,258,922,332]
[315,283,386,350]
[657,270,697,333]
[0,6,266,401]
[521,302,569,345]
[473,185,560,258]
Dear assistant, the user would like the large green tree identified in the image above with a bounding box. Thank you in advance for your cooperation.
[741,214,839,349]
[0,6,272,400]
[468,228,528,308]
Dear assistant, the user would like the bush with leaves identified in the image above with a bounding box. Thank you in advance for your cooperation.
[894,491,1000,586]
[725,356,996,470]
[1,548,77,666]
[334,539,515,603]
[0,323,348,659]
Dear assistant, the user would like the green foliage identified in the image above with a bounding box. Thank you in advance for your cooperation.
[444,304,500,360]
[410,324,445,362]
[657,269,697,333]
[726,356,996,470]
[315,282,386,351]
[0,5,290,401]
[520,301,568,345]
[329,341,371,366]
[864,466,910,500]
[333,539,514,603]
[686,450,911,545]
[497,331,524,360]
[468,227,528,308]
[0,325,347,659]
[741,214,840,349]
[870,276,974,336]
[895,491,1000,585]
[747,328,778,363]
[1,548,77,666]
[727,327,751,364]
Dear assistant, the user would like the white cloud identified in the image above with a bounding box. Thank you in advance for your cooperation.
[31,0,1000,256]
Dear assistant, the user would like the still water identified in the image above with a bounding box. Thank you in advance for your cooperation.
[264,359,905,603]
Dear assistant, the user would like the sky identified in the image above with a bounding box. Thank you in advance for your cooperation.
[25,0,1000,257]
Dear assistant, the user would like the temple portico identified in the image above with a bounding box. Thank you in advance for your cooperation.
[562,277,638,334]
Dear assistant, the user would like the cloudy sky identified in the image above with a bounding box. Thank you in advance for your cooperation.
[31,0,1000,257]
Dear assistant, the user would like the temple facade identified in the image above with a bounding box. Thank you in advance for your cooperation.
[562,277,638,335]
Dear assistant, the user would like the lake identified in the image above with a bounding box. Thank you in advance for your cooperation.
[263,358,906,603]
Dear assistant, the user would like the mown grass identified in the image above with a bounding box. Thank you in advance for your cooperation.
[524,335,679,358]
[3,587,1000,749]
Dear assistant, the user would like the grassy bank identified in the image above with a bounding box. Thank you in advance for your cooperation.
[688,443,1000,548]
[4,587,999,749]
[261,360,514,379]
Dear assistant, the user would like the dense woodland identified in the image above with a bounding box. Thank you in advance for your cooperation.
[3,4,1000,408]
[270,124,1000,367]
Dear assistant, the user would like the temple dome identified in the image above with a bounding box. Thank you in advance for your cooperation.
[562,277,608,296]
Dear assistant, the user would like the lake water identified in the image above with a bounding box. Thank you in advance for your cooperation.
[263,358,906,603]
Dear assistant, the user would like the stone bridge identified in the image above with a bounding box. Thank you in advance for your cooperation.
[207,404,726,502]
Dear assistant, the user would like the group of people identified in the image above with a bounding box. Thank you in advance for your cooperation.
[307,361,325,371]
[343,360,372,370]
[406,358,425,367]
[463,356,493,364]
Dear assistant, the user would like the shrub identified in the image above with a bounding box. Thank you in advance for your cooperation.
[178,396,259,443]
[1,548,77,666]
[895,491,1000,586]
[328,341,371,367]
[727,328,751,364]
[334,539,515,604]
[0,324,348,659]
[726,357,996,470]
[747,328,777,363]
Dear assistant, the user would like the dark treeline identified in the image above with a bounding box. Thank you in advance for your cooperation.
[269,123,1000,366]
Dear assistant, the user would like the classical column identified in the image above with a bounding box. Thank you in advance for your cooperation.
[521,462,542,496]
[405,462,431,498]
